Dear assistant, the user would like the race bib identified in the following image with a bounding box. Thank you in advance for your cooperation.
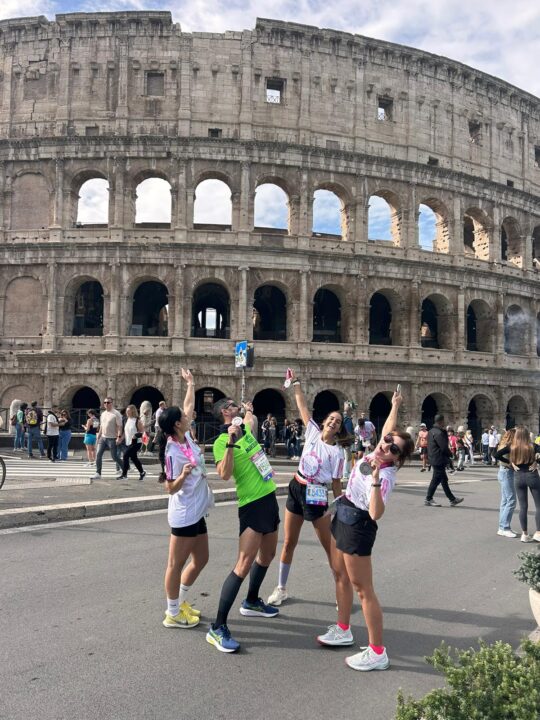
[250,449,274,482]
[305,483,328,506]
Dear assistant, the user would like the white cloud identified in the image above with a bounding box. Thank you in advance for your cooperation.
[254,183,288,229]
[418,203,436,251]
[0,0,52,20]
[77,178,109,224]
[193,179,232,225]
[312,190,341,235]
[368,196,392,241]
[135,177,171,223]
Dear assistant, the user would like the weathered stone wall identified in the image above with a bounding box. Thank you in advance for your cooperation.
[0,12,539,430]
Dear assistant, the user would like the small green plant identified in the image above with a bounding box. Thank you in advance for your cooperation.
[514,550,540,593]
[395,640,540,720]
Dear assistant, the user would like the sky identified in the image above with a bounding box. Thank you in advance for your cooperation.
[4,0,538,241]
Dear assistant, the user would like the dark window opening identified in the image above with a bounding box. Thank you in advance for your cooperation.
[313,289,341,343]
[72,281,104,336]
[533,227,540,266]
[501,226,508,261]
[463,216,475,254]
[537,315,540,357]
[427,156,439,166]
[85,126,99,136]
[253,389,286,430]
[421,395,438,430]
[466,306,477,351]
[377,96,393,121]
[369,393,392,438]
[421,299,439,348]
[71,387,100,411]
[369,293,392,345]
[326,140,340,150]
[468,120,481,144]
[266,78,285,104]
[191,283,230,339]
[131,281,168,337]
[130,386,164,412]
[253,286,287,341]
[208,128,222,138]
[504,307,527,355]
[313,391,340,425]
[146,71,164,96]
[507,179,514,188]
[535,146,540,167]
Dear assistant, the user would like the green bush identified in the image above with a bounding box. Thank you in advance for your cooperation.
[395,640,540,720]
[514,550,540,593]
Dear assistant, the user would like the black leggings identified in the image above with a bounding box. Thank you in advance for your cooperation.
[515,470,540,533]
[122,443,143,475]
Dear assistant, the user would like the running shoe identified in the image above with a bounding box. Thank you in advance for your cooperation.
[118,475,128,480]
[497,529,518,538]
[424,499,441,507]
[345,646,389,671]
[206,624,240,653]
[90,473,101,480]
[139,471,147,481]
[239,598,279,617]
[521,533,534,543]
[180,601,201,617]
[162,608,200,628]
[533,532,540,542]
[317,624,354,646]
[450,497,464,506]
[267,586,288,606]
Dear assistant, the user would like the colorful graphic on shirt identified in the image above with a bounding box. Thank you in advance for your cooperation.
[299,450,323,481]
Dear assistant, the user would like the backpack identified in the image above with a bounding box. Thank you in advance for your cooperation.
[10,414,17,427]
[26,409,38,426]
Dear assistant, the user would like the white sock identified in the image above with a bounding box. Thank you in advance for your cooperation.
[167,598,179,616]
[179,583,191,604]
[278,562,291,589]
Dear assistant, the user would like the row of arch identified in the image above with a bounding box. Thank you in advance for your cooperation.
[8,171,540,265]
[29,385,538,441]
[5,276,538,357]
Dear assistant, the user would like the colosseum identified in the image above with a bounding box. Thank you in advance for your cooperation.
[0,11,539,439]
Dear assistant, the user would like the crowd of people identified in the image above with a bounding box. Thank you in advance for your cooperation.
[10,401,73,462]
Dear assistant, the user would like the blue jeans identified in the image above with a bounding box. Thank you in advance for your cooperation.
[95,437,122,475]
[498,466,516,530]
[27,426,44,456]
[14,423,24,449]
[58,430,72,460]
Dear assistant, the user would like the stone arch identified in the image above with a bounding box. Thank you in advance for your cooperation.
[195,387,226,423]
[254,178,290,232]
[60,384,102,410]
[193,177,233,228]
[253,284,287,341]
[466,393,495,443]
[504,304,528,355]
[64,277,104,336]
[131,280,169,337]
[312,186,347,239]
[463,207,490,260]
[313,389,343,424]
[1,384,35,407]
[501,216,523,267]
[421,392,454,428]
[191,281,230,339]
[4,276,45,337]
[368,189,401,245]
[11,172,50,230]
[253,388,286,425]
[506,394,529,428]
[130,386,165,411]
[134,174,172,226]
[70,169,109,226]
[312,286,343,343]
[418,198,450,253]
[466,299,493,352]
[420,293,454,350]
[368,288,406,346]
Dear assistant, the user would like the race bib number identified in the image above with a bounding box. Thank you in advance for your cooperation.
[250,449,274,482]
[305,483,328,506]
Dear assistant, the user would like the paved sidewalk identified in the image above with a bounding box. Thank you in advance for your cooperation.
[0,450,498,529]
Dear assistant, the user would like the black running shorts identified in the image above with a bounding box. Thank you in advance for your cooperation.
[238,492,280,536]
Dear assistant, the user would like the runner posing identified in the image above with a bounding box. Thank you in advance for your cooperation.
[268,369,345,606]
[317,389,414,671]
[206,398,280,653]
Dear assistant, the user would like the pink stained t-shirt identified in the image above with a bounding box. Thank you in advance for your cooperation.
[345,453,396,511]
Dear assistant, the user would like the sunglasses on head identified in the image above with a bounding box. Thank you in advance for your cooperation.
[223,401,239,409]
[383,433,402,457]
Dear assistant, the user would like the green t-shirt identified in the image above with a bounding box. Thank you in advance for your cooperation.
[213,426,276,508]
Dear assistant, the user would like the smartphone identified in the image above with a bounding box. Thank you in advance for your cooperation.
[396,384,401,394]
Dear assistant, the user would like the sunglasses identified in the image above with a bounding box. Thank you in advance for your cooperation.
[104,401,112,405]
[383,433,402,457]
[223,401,239,410]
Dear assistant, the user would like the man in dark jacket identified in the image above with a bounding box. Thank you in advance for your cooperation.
[424,414,463,507]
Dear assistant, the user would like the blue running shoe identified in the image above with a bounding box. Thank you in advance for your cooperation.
[206,624,240,653]
[240,598,279,617]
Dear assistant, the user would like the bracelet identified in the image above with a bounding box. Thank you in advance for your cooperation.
[226,443,237,448]
[187,382,195,386]
[292,380,301,386]
[371,483,382,488]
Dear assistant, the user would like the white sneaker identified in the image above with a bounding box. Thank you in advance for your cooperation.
[90,473,101,481]
[521,533,534,543]
[345,646,389,671]
[533,532,540,542]
[267,586,288,606]
[317,624,354,646]
[497,529,518,538]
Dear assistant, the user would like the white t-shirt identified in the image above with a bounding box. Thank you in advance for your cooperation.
[46,412,59,437]
[100,409,123,438]
[345,453,397,511]
[355,421,376,445]
[488,432,500,448]
[297,419,344,485]
[165,433,210,528]
[124,417,138,445]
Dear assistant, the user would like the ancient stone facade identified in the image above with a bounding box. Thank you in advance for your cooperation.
[0,12,540,433]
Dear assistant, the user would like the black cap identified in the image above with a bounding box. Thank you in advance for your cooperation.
[434,414,445,424]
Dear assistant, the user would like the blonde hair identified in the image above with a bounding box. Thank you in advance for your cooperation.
[498,427,515,451]
[509,426,534,466]
[126,404,139,418]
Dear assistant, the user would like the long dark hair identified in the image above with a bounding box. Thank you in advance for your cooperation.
[321,410,348,443]
[157,406,183,483]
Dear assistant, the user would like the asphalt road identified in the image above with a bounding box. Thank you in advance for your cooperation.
[1,478,534,720]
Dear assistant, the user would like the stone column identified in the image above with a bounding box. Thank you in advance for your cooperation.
[239,38,253,140]
[172,371,182,406]
[107,262,120,339]
[299,172,310,238]
[0,161,5,240]
[178,44,192,137]
[403,183,418,251]
[288,194,301,236]
[51,159,65,228]
[231,192,240,231]
[115,38,129,135]
[174,160,188,230]
[456,287,465,360]
[42,262,57,351]
[0,293,6,336]
[491,205,501,263]
[409,281,421,347]
[496,291,505,366]
[238,267,250,340]
[449,195,462,257]
[239,162,252,231]
[111,159,126,229]
[298,270,310,342]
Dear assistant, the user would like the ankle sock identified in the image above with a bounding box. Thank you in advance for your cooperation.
[167,598,179,616]
[278,561,291,589]
[179,583,191,604]
[369,644,385,655]
[337,622,350,631]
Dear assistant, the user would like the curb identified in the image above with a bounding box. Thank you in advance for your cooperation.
[0,484,291,530]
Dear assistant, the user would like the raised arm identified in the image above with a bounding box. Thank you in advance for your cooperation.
[181,367,195,423]
[241,400,255,434]
[380,390,403,438]
[290,369,311,427]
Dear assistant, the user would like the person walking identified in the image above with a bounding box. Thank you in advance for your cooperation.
[25,401,45,458]
[57,410,72,461]
[493,428,517,538]
[481,428,490,464]
[488,427,500,466]
[13,402,26,451]
[119,405,146,481]
[415,423,429,471]
[159,369,212,629]
[495,426,540,543]
[424,415,464,507]
[317,389,414,671]
[83,410,99,466]
[456,432,467,471]
[45,407,60,462]
[267,369,345,607]
[464,429,475,464]
[91,397,123,480]
[206,397,280,653]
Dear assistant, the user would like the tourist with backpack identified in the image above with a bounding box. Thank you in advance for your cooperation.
[45,407,60,462]
[25,401,45,458]
[11,402,26,451]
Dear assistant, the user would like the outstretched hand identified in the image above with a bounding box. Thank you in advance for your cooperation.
[392,390,403,407]
[181,367,194,383]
